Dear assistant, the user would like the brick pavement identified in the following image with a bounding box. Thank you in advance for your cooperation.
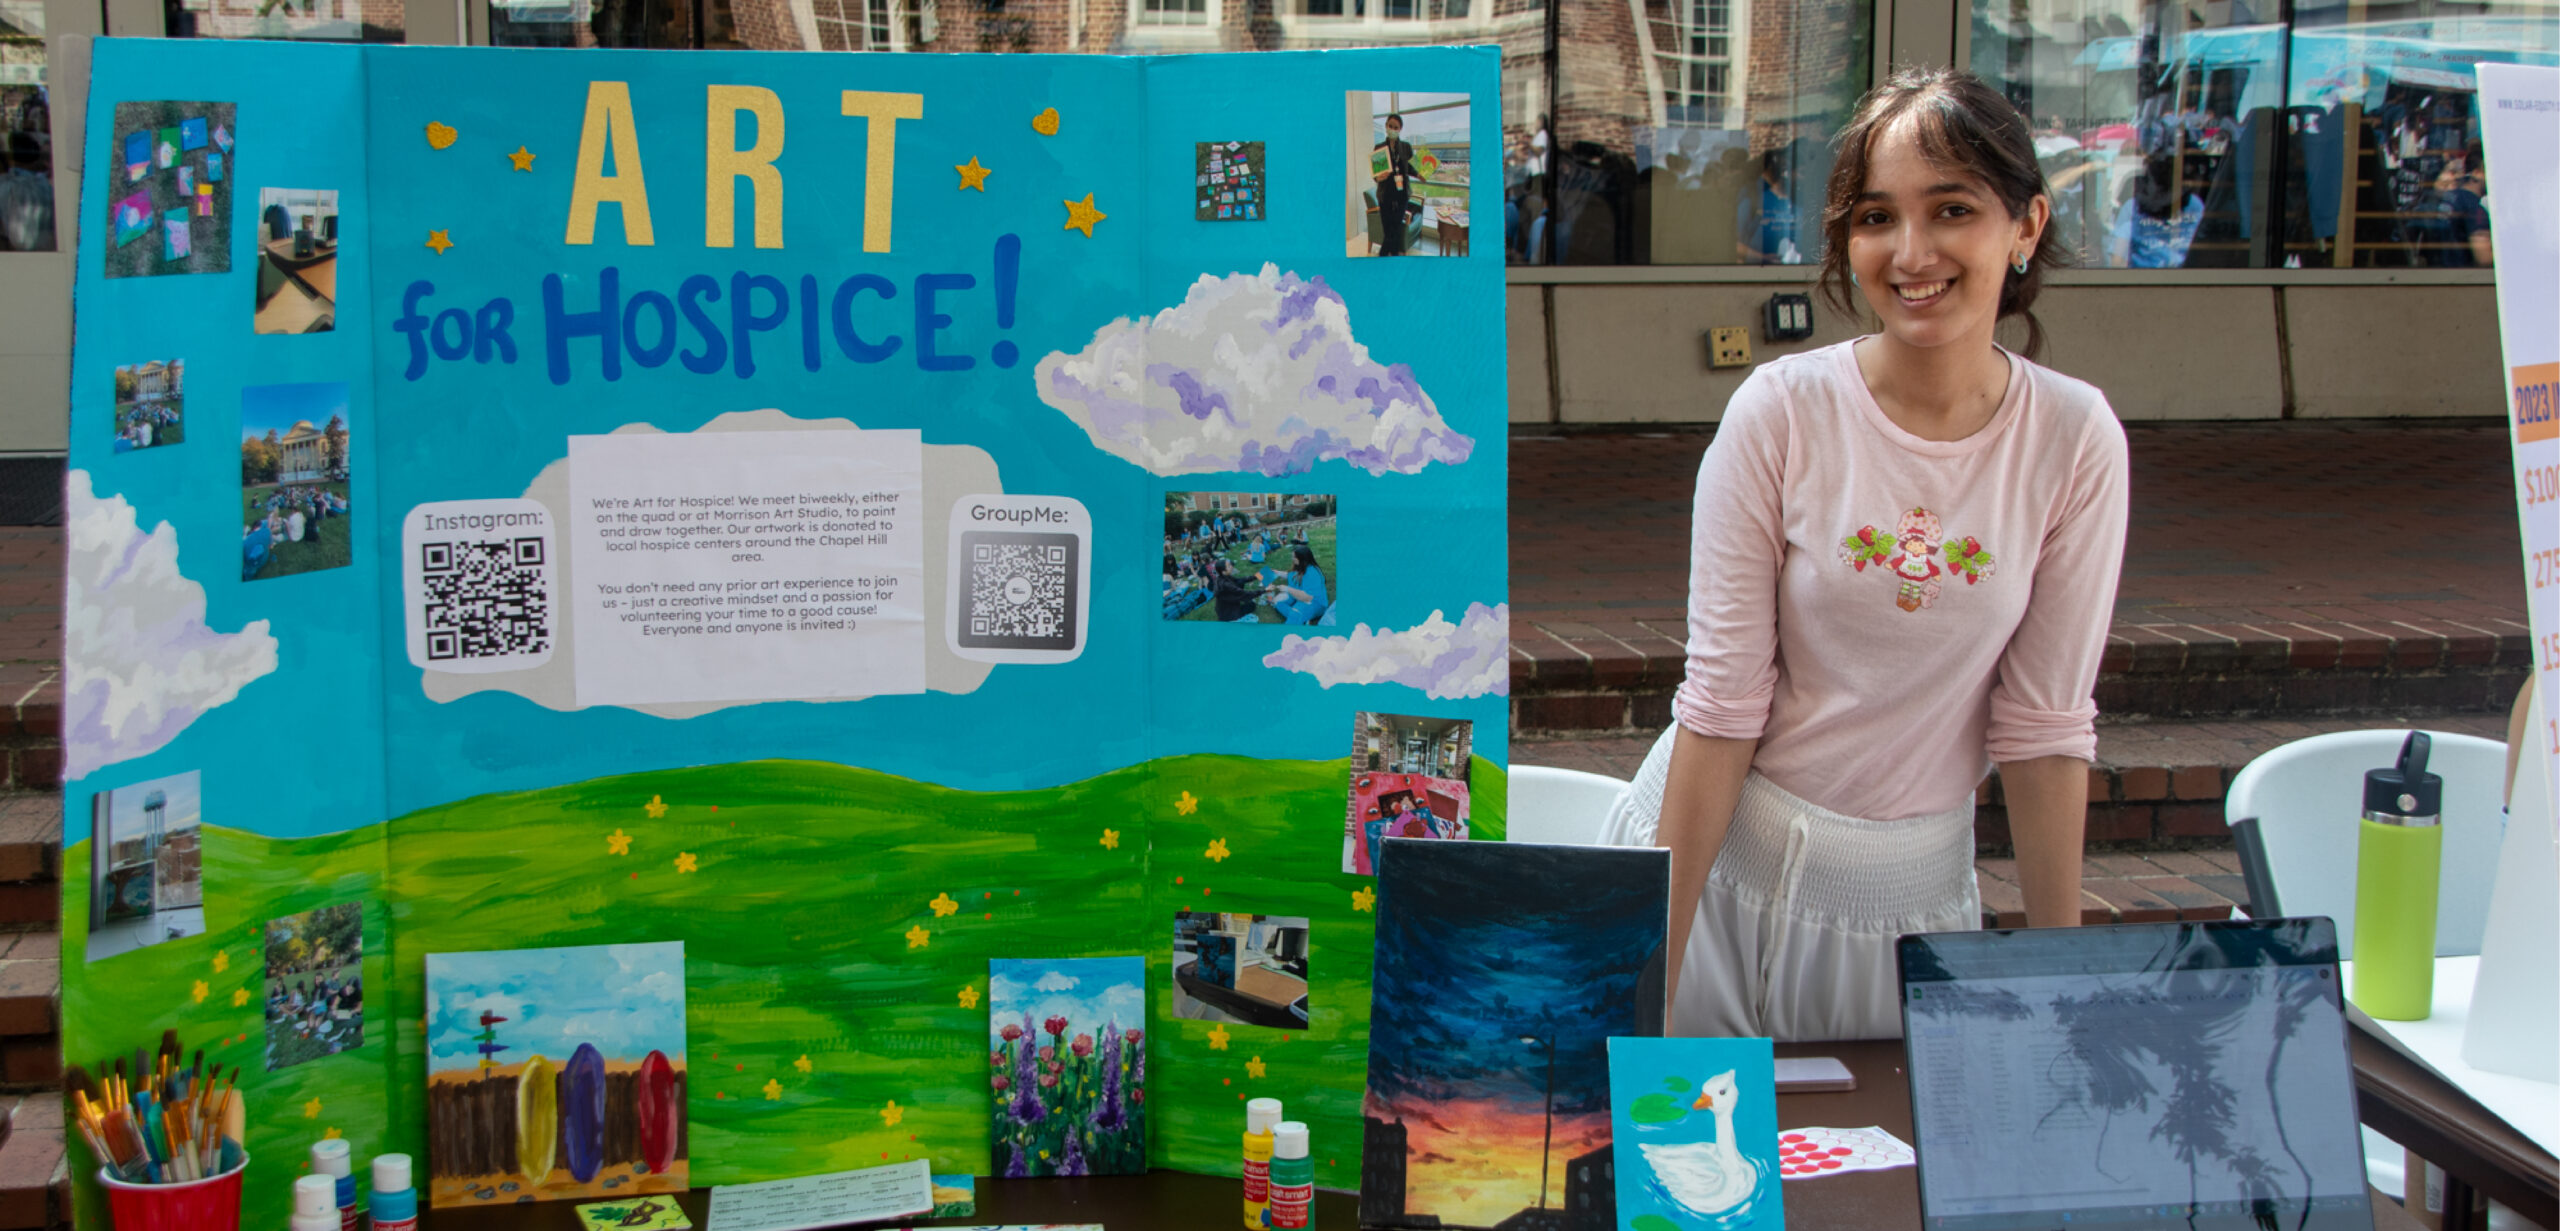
[1510,422,2533,728]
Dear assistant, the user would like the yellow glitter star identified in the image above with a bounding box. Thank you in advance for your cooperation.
[1353,886,1376,912]
[424,229,454,255]
[793,1054,813,1074]
[211,950,230,973]
[674,851,699,874]
[929,892,959,918]
[303,1097,323,1119]
[191,980,209,1004]
[1175,791,1198,815]
[955,157,991,191]
[322,1126,343,1140]
[958,984,981,1010]
[607,829,632,855]
[762,1078,783,1101]
[881,1099,905,1127]
[1205,838,1231,862]
[645,794,668,818]
[231,988,250,1007]
[1247,1055,1267,1078]
[905,924,931,950]
[1100,828,1120,850]
[1207,1024,1231,1051]
[1062,193,1107,237]
[508,145,536,172]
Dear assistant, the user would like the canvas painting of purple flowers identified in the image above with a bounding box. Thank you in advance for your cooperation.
[987,957,1146,1178]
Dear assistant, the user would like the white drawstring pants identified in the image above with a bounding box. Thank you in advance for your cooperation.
[1601,725,1982,1042]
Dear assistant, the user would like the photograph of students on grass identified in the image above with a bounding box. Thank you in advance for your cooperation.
[1160,491,1336,624]
[1342,712,1472,876]
[111,358,183,452]
[239,381,351,582]
[263,901,363,1071]
[1345,90,1470,258]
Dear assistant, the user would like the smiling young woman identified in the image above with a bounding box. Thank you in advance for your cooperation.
[1597,69,2132,1043]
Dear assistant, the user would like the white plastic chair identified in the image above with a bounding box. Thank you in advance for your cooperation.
[2223,729,2510,960]
[1505,765,1631,846]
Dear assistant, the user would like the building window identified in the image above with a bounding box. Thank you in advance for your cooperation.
[1138,0,1210,26]
[1973,0,2559,268]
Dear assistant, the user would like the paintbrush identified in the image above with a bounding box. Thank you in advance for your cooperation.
[219,1069,244,1153]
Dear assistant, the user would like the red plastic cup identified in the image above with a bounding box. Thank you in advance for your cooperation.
[98,1150,247,1231]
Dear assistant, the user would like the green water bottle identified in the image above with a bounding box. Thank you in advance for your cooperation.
[2351,732,2444,1021]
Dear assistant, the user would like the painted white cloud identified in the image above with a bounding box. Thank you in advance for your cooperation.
[1262,602,1509,700]
[1035,265,1475,477]
[65,470,279,781]
[1033,971,1081,992]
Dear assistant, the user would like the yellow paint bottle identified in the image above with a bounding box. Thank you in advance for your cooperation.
[1242,1097,1283,1229]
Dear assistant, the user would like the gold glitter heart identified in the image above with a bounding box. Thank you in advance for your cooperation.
[1031,108,1060,136]
[425,121,458,150]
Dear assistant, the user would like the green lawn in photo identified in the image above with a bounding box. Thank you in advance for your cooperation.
[241,481,352,579]
[60,753,1505,1231]
[1173,518,1339,623]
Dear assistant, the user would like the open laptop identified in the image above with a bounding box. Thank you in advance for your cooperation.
[1899,919,2376,1231]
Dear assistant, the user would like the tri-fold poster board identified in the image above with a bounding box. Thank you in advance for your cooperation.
[61,37,1510,1228]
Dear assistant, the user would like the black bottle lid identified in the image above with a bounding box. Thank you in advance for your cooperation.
[2363,731,2443,818]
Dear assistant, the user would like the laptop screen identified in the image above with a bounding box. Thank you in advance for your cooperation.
[1899,920,2376,1231]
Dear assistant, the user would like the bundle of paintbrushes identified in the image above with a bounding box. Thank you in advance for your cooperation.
[68,1029,245,1184]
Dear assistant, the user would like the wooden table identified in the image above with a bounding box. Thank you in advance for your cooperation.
[2351,1023,2559,1228]
[429,1039,2433,1229]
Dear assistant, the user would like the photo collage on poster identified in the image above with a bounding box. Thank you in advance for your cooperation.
[1170,911,1309,1030]
[1343,711,1472,876]
[105,101,234,277]
[111,358,185,453]
[1160,491,1336,624]
[252,188,341,335]
[1195,141,1264,222]
[1345,90,1471,258]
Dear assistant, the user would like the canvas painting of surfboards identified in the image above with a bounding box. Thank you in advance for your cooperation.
[423,941,688,1209]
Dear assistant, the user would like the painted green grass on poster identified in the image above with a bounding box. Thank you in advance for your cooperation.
[62,754,1506,1231]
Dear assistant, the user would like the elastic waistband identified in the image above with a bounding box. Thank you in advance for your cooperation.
[1710,771,1977,924]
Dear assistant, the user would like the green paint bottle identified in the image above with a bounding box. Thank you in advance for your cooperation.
[2352,732,2445,1021]
[1268,1120,1312,1229]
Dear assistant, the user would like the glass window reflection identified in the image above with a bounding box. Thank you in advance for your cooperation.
[1975,0,2556,268]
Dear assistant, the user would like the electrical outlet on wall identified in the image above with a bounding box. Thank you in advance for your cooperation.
[1707,327,1753,370]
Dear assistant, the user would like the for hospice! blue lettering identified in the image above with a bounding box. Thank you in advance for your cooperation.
[388,233,1025,385]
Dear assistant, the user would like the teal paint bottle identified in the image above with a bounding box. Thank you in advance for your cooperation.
[1268,1120,1312,1229]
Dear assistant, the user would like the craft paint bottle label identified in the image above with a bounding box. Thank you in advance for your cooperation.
[1268,1165,1313,1228]
[1243,1133,1271,1205]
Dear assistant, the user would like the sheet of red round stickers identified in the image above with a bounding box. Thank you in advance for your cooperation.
[1777,1126,1916,1179]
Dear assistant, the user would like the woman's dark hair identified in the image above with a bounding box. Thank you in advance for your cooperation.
[1817,67,2066,359]
[1291,545,1319,573]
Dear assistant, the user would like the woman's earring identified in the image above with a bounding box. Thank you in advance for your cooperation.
[2012,251,2031,275]
[1851,272,1861,287]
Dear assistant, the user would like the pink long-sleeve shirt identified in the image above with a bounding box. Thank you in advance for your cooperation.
[1672,339,2130,822]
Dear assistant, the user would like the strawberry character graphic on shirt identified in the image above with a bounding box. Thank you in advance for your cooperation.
[1837,506,1995,612]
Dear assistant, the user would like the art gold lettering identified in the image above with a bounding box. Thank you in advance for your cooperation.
[705,85,786,249]
[567,81,655,247]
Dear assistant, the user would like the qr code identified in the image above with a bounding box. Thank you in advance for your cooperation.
[957,531,1078,651]
[418,537,553,661]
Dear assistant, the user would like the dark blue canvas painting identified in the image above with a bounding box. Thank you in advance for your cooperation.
[1362,838,1669,1229]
